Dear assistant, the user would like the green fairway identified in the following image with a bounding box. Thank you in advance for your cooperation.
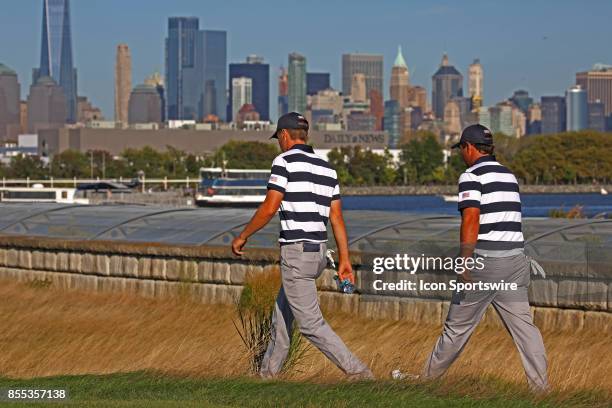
[0,371,607,407]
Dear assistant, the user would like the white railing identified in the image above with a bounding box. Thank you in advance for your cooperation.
[0,177,198,192]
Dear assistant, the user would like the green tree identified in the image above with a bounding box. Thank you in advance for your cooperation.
[327,147,353,185]
[185,154,212,177]
[398,132,444,184]
[84,150,115,179]
[214,141,279,169]
[120,146,167,178]
[50,150,89,178]
[511,131,612,184]
[491,133,520,167]
[328,146,396,186]
[444,152,466,184]
[8,154,47,179]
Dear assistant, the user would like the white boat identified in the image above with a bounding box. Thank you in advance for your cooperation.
[196,168,269,207]
[0,186,89,204]
[441,194,458,203]
[601,187,608,195]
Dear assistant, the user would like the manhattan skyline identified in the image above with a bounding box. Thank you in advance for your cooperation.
[1,0,611,120]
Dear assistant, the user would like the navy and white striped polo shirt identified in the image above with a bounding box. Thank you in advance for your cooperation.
[457,155,524,256]
[267,144,340,243]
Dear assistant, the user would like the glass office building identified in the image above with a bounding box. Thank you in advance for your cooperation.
[306,72,330,96]
[201,30,227,121]
[288,53,307,114]
[566,86,588,131]
[33,0,78,123]
[541,96,566,134]
[228,58,269,121]
[166,19,227,121]
[166,17,200,120]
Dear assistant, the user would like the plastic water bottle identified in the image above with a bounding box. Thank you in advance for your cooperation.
[334,275,355,294]
[327,249,355,294]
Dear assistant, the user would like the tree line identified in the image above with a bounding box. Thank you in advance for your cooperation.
[1,131,610,185]
[328,131,611,186]
[0,141,279,180]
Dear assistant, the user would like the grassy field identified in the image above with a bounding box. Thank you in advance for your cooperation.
[0,371,608,407]
[0,279,610,407]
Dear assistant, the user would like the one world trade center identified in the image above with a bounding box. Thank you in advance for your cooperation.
[33,0,78,123]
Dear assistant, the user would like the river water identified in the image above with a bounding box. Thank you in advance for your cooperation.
[342,193,612,217]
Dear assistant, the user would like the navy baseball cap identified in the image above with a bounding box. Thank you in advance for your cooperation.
[270,112,309,139]
[451,124,494,148]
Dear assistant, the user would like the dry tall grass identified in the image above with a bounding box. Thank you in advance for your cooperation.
[0,278,610,400]
[233,268,308,374]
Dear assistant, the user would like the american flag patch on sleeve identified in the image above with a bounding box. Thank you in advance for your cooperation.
[462,192,470,198]
[270,175,278,182]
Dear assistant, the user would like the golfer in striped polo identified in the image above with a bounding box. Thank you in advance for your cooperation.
[422,124,549,391]
[232,112,373,380]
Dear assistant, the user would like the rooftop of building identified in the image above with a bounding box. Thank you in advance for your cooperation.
[433,65,462,77]
[0,63,17,76]
[35,76,58,86]
[433,53,461,77]
[132,83,158,94]
[393,46,408,68]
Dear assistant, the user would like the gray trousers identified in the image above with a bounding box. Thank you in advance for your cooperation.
[423,253,549,391]
[260,242,370,378]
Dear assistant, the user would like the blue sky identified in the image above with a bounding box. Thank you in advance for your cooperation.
[1,0,611,120]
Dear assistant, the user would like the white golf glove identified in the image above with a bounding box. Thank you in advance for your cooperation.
[526,255,546,279]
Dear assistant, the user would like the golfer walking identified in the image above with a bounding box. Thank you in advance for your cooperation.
[232,112,373,380]
[422,124,549,391]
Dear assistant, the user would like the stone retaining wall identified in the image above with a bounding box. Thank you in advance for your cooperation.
[0,236,609,332]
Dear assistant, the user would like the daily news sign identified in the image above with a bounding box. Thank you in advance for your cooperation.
[311,131,389,148]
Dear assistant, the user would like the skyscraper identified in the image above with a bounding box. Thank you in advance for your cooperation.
[527,103,542,135]
[231,77,252,122]
[541,96,566,134]
[0,63,20,141]
[144,72,166,122]
[444,99,461,135]
[128,84,162,124]
[20,101,28,135]
[200,30,227,121]
[228,56,270,121]
[477,103,525,137]
[576,65,612,117]
[390,46,410,109]
[452,96,473,128]
[33,0,78,123]
[77,96,103,123]
[165,18,227,121]
[409,86,427,113]
[384,100,401,148]
[566,85,588,131]
[477,107,491,130]
[27,76,67,133]
[288,53,307,113]
[468,59,483,109]
[278,66,288,117]
[165,17,200,120]
[306,73,330,96]
[510,90,533,114]
[351,73,366,103]
[342,53,383,99]
[587,100,605,131]
[115,44,132,125]
[431,54,463,119]
[368,89,384,131]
